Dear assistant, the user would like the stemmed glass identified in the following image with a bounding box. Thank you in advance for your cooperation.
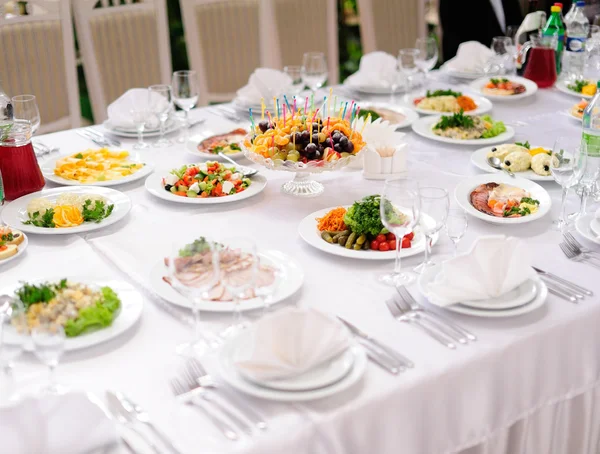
[167,238,220,356]
[445,209,468,256]
[254,256,284,315]
[415,37,438,86]
[0,298,26,384]
[550,141,587,229]
[379,178,421,286]
[414,187,449,273]
[12,95,40,133]
[301,52,328,96]
[130,92,150,150]
[284,66,305,95]
[398,49,421,95]
[492,36,517,74]
[149,84,173,148]
[172,70,200,144]
[32,323,66,394]
[220,238,258,337]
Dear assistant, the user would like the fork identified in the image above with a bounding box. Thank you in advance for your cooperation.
[560,242,600,269]
[170,377,239,441]
[396,286,477,343]
[186,358,267,430]
[384,297,456,349]
[76,130,111,147]
[563,232,600,260]
[211,105,244,122]
[84,127,122,146]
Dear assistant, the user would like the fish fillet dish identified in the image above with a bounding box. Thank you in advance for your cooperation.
[470,183,540,218]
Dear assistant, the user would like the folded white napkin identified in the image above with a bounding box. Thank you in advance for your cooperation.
[234,308,352,381]
[426,235,536,306]
[0,392,118,454]
[107,88,163,129]
[443,41,494,73]
[345,52,399,88]
[235,68,293,106]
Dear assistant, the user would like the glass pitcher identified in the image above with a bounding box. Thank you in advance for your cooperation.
[0,121,45,200]
[520,34,558,88]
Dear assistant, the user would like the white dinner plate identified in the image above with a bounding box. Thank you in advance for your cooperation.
[356,102,419,129]
[40,152,154,187]
[591,218,600,237]
[468,76,538,100]
[148,250,304,312]
[406,93,492,116]
[1,278,143,351]
[184,125,249,160]
[298,207,438,260]
[454,173,552,225]
[144,172,267,205]
[411,116,515,146]
[0,231,28,267]
[236,334,354,391]
[575,214,600,245]
[1,186,132,235]
[556,79,597,100]
[232,91,326,112]
[441,66,487,80]
[419,264,548,317]
[470,144,555,182]
[102,120,180,138]
[218,339,367,401]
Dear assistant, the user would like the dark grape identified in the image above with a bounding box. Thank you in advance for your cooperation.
[258,120,269,133]
[312,123,320,132]
[324,138,333,148]
[340,137,349,147]
[312,133,320,143]
[305,143,317,155]
[332,133,341,143]
[301,130,310,142]
[333,143,341,152]
[346,141,354,153]
[294,132,303,144]
[313,149,322,159]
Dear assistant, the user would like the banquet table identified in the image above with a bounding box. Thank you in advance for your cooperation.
[2,76,600,454]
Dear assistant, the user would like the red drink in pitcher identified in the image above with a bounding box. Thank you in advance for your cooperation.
[0,121,45,200]
[523,47,557,88]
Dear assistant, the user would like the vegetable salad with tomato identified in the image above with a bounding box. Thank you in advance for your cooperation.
[162,162,251,198]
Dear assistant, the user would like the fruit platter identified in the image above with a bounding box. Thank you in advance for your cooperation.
[242,97,367,197]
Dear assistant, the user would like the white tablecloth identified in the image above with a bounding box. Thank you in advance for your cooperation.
[2,79,600,454]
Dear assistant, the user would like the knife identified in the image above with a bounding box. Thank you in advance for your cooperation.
[533,267,593,296]
[337,316,414,368]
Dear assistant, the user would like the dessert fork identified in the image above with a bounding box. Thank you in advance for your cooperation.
[563,232,600,259]
[560,242,600,269]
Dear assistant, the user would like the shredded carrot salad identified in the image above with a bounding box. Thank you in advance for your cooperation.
[456,96,477,111]
[317,207,347,231]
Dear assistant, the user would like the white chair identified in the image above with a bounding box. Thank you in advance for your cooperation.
[357,0,426,55]
[179,0,267,104]
[268,0,339,85]
[73,0,172,123]
[0,0,80,133]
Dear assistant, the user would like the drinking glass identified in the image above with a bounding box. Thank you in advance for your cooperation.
[491,36,516,74]
[301,52,328,94]
[32,323,66,394]
[414,187,449,273]
[0,298,26,378]
[149,84,173,148]
[415,37,438,81]
[445,209,468,256]
[12,95,40,134]
[284,66,305,95]
[398,48,421,94]
[379,178,421,286]
[254,256,284,315]
[220,238,258,336]
[506,25,519,41]
[575,141,598,216]
[130,92,150,150]
[167,238,220,356]
[551,144,587,229]
[172,70,200,144]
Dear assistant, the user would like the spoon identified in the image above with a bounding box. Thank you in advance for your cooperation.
[218,152,258,177]
[487,156,515,177]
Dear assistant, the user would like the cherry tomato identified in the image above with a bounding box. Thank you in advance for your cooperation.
[379,242,390,252]
[376,234,387,243]
[404,232,414,241]
[388,239,397,250]
[401,237,412,249]
[386,232,396,241]
[370,240,379,250]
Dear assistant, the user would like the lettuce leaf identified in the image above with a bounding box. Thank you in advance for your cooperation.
[481,115,507,138]
[64,286,121,337]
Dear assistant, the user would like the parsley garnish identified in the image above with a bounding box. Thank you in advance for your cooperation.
[515,141,531,149]
[567,80,590,93]
[521,197,540,206]
[74,153,84,159]
[15,278,68,310]
[81,199,114,223]
[426,89,462,98]
[23,209,56,228]
[229,143,241,151]
[433,110,474,130]
[490,78,509,85]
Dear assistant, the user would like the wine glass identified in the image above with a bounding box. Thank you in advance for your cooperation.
[415,37,438,85]
[491,36,516,74]
[32,323,66,395]
[284,66,305,95]
[551,141,587,229]
[0,298,26,382]
[149,84,173,148]
[254,255,284,315]
[301,52,328,95]
[167,237,220,356]
[445,209,468,256]
[414,187,449,273]
[130,92,150,150]
[379,179,421,286]
[12,95,40,134]
[220,238,258,337]
[172,70,200,144]
[398,49,421,94]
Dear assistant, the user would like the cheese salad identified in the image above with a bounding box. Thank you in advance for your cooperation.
[54,148,145,183]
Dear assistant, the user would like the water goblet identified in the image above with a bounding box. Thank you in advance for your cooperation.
[414,187,449,273]
[415,37,438,86]
[284,66,305,95]
[445,209,468,256]
[32,323,66,395]
[254,256,284,315]
[12,94,40,134]
[301,52,328,95]
[172,70,200,144]
[149,84,173,148]
[551,139,587,228]
[398,48,421,95]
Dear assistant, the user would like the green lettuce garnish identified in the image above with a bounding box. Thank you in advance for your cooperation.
[64,286,120,337]
[481,115,507,139]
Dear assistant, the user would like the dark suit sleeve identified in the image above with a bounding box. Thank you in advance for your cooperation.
[503,0,524,28]
[440,0,464,61]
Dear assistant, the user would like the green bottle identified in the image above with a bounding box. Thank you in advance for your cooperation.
[542,5,565,74]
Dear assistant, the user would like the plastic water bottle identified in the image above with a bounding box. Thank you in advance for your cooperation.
[563,1,589,79]
[581,81,600,212]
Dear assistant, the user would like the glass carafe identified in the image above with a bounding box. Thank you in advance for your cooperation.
[521,34,558,88]
[0,121,45,200]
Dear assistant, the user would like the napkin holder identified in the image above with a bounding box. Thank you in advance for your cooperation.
[363,144,407,180]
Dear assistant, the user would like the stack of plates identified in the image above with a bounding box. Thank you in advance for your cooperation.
[418,263,548,317]
[575,214,600,244]
[102,117,179,138]
[217,330,367,401]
